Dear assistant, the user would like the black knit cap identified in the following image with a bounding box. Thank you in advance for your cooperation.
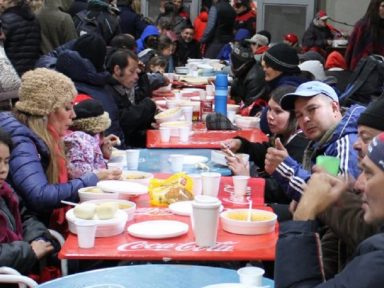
[263,43,300,74]
[74,99,104,120]
[357,97,384,131]
[73,34,107,72]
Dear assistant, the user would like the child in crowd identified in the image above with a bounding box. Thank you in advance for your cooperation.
[0,128,57,275]
[64,96,119,179]
[146,56,170,91]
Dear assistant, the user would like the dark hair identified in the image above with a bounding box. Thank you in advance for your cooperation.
[110,34,136,51]
[158,35,173,52]
[106,49,139,74]
[157,17,173,30]
[269,85,298,141]
[0,129,13,152]
[364,0,384,44]
[257,30,271,44]
[144,35,159,49]
[147,56,167,72]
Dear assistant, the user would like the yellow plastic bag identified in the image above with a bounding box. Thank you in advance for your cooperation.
[149,173,194,206]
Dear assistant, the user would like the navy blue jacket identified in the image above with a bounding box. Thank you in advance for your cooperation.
[275,220,384,287]
[55,50,125,144]
[0,112,98,217]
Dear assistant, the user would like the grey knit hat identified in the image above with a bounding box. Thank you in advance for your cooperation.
[16,68,77,116]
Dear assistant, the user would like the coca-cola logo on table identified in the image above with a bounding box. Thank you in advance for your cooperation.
[117,241,237,252]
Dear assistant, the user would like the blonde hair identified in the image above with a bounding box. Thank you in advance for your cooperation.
[15,110,63,184]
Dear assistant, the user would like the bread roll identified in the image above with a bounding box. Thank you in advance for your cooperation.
[73,203,97,219]
[96,202,118,220]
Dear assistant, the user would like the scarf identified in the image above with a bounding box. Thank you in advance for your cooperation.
[47,125,69,234]
[302,124,338,171]
[0,182,23,243]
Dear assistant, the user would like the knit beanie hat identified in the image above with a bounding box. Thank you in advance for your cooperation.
[230,44,254,76]
[71,95,111,135]
[73,34,107,72]
[299,60,326,81]
[357,97,384,131]
[367,132,384,171]
[299,51,325,65]
[325,51,347,70]
[15,68,76,116]
[263,43,300,74]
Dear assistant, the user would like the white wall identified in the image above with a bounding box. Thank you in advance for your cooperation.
[324,0,370,33]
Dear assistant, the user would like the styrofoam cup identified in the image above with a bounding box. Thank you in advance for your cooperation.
[201,172,221,197]
[233,175,250,197]
[227,110,236,123]
[191,195,221,247]
[237,266,265,286]
[107,162,124,171]
[76,221,97,249]
[181,106,193,122]
[179,126,191,143]
[126,149,140,170]
[159,127,171,142]
[169,154,184,172]
[189,174,202,196]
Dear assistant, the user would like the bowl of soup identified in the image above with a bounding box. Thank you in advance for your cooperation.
[220,209,277,235]
[78,186,119,202]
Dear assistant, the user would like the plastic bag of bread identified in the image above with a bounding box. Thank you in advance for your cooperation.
[149,173,194,206]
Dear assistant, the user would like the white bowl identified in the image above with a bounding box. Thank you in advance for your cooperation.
[66,208,128,237]
[121,170,154,185]
[83,199,136,222]
[97,180,148,199]
[155,107,182,124]
[235,116,260,129]
[220,209,277,235]
[78,186,119,202]
[211,150,250,166]
[159,121,192,137]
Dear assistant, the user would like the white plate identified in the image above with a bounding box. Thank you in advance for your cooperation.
[97,180,147,196]
[169,201,224,216]
[127,220,189,239]
[168,155,208,165]
[121,171,154,185]
[202,284,250,288]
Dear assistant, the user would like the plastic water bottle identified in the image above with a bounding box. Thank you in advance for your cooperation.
[214,73,228,116]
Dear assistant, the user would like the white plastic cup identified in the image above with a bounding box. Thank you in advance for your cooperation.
[199,90,207,100]
[76,221,97,249]
[189,174,202,196]
[159,127,171,142]
[169,154,184,172]
[174,92,182,100]
[201,172,221,197]
[181,106,193,122]
[237,266,265,286]
[191,195,221,247]
[126,149,140,170]
[233,175,250,197]
[227,110,236,124]
[179,126,191,143]
[206,84,215,96]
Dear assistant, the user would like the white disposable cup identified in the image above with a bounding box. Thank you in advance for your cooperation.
[174,92,181,100]
[199,90,207,100]
[181,106,193,122]
[179,126,191,143]
[237,266,265,286]
[126,149,140,170]
[201,172,221,197]
[191,195,221,247]
[206,84,215,96]
[76,221,97,249]
[159,127,171,142]
[169,154,184,172]
[189,174,202,196]
[227,110,236,123]
[233,175,250,197]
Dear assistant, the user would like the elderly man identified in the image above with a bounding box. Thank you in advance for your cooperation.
[265,81,364,201]
[275,132,384,287]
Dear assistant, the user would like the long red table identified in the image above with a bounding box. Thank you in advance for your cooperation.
[59,175,277,262]
[146,128,268,149]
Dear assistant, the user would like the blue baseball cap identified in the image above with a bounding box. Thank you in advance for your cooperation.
[280,81,338,110]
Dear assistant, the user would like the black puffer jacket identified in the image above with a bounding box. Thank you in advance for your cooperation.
[1,4,41,76]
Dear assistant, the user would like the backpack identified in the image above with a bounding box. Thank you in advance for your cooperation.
[340,54,384,106]
[73,10,100,37]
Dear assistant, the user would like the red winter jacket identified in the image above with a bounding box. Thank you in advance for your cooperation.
[194,11,208,41]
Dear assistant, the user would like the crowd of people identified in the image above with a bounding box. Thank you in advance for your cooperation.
[0,0,384,286]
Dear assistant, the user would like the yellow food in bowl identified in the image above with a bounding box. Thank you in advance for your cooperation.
[226,211,274,222]
[125,174,146,180]
[84,187,103,193]
[155,108,180,119]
